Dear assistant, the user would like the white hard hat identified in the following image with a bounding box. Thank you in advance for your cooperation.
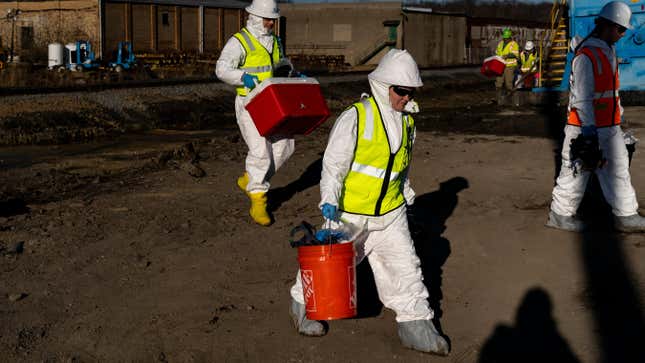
[598,1,633,29]
[246,0,280,19]
[368,49,423,88]
[524,40,535,51]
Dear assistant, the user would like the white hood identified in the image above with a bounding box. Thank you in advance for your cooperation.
[368,78,419,152]
[246,14,274,51]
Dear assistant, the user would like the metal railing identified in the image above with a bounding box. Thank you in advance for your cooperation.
[538,0,567,87]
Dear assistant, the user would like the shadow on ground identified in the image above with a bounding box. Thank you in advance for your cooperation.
[408,176,470,347]
[267,157,322,213]
[480,89,645,361]
[478,287,580,363]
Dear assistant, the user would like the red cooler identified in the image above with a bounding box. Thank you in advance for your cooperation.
[480,55,506,77]
[244,77,331,137]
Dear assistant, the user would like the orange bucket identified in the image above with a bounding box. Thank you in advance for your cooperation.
[298,242,357,320]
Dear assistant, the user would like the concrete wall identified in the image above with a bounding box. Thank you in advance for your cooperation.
[280,2,402,67]
[0,1,99,62]
[404,12,467,67]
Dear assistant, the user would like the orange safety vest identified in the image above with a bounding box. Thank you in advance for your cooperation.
[568,46,621,127]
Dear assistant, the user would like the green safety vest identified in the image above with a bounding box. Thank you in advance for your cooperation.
[520,51,537,72]
[496,40,519,67]
[233,28,281,96]
[339,97,414,216]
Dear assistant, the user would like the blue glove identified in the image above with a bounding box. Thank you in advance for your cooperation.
[315,229,346,242]
[242,73,259,89]
[581,125,597,138]
[321,203,338,221]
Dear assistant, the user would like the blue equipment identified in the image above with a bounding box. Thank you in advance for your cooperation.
[64,40,99,72]
[536,0,645,91]
[108,41,136,72]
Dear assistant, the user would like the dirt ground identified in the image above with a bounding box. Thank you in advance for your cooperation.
[1,71,644,363]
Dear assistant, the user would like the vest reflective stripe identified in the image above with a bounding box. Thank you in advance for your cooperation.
[496,40,519,67]
[350,162,401,181]
[238,29,255,51]
[233,28,281,96]
[339,97,414,216]
[568,46,621,128]
[361,98,375,140]
[240,65,272,73]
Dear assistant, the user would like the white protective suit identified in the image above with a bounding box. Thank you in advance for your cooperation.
[215,15,294,193]
[550,37,639,217]
[290,77,434,323]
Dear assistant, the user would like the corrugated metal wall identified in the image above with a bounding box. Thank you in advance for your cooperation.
[105,3,127,54]
[203,8,221,53]
[181,7,199,52]
[103,2,244,56]
[132,4,153,52]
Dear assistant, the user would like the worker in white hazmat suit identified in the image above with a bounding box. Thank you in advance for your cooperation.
[215,0,294,226]
[547,1,645,233]
[288,49,449,356]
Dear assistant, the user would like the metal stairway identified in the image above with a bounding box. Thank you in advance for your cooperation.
[539,0,569,88]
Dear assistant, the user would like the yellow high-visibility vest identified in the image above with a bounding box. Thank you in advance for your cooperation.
[496,40,519,67]
[520,51,537,72]
[233,28,281,96]
[339,97,414,216]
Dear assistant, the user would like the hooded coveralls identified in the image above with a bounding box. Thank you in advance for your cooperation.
[289,78,434,323]
[550,37,639,217]
[215,15,294,194]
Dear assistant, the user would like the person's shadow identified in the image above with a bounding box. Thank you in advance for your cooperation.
[354,177,469,323]
[409,177,469,344]
[478,287,580,363]
[267,157,322,213]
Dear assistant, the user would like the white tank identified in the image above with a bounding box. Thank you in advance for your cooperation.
[48,43,64,69]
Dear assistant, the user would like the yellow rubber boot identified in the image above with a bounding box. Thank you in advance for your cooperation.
[236,172,249,192]
[248,192,272,226]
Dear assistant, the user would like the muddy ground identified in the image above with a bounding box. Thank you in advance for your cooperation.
[1,70,644,363]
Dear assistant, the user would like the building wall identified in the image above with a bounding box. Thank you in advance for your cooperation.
[404,12,467,67]
[280,2,402,66]
[103,2,244,57]
[0,1,99,61]
[132,4,153,53]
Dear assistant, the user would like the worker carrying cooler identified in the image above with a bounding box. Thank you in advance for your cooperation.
[288,49,449,356]
[494,28,520,103]
[547,1,645,233]
[216,0,313,227]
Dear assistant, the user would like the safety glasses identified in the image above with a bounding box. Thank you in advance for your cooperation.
[391,86,415,98]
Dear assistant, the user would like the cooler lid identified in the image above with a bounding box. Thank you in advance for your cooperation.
[245,77,320,103]
[483,55,504,64]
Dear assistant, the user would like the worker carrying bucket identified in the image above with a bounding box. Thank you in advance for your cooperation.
[288,49,449,356]
[290,221,358,321]
[215,0,300,227]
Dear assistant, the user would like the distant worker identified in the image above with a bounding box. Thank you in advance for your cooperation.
[547,1,645,232]
[495,28,520,103]
[518,40,538,88]
[288,49,449,356]
[215,0,293,226]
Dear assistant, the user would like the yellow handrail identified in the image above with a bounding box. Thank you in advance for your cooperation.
[538,0,567,87]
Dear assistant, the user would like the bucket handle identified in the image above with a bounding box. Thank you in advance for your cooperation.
[323,218,335,258]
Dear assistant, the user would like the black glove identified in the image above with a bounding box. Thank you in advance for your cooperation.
[570,134,606,171]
